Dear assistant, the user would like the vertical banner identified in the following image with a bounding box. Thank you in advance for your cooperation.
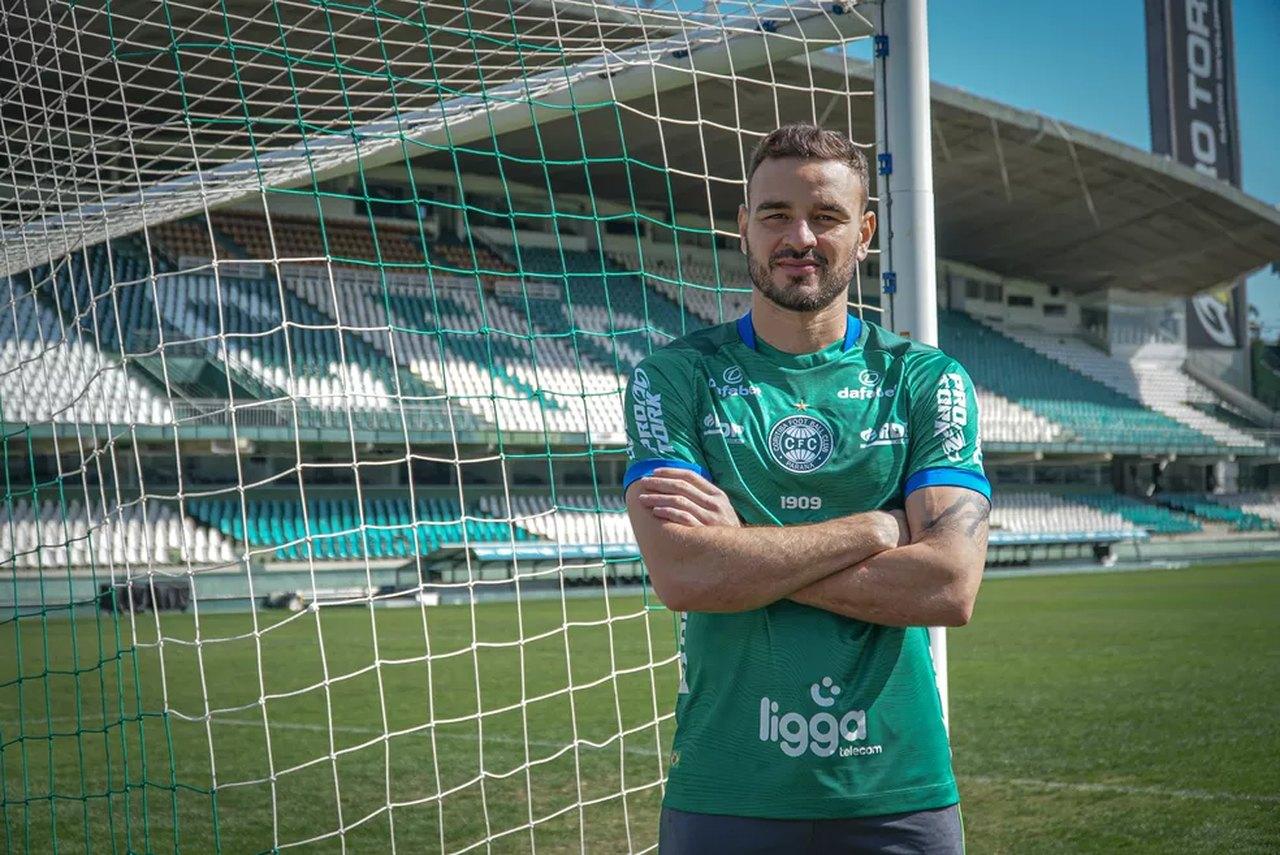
[1145,0,1246,348]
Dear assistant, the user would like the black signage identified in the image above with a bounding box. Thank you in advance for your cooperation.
[1145,0,1246,348]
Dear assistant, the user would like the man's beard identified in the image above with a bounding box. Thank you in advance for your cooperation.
[745,240,856,313]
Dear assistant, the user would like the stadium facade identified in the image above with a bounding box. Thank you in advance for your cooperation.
[5,3,1280,852]
[5,32,1280,606]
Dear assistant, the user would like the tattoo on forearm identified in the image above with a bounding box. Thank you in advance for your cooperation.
[920,493,991,538]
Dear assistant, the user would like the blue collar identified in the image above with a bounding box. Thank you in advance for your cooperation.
[735,311,862,352]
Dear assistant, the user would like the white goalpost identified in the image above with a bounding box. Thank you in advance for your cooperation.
[871,0,949,727]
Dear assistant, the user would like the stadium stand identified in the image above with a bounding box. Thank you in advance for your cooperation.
[1074,493,1202,534]
[8,484,1258,573]
[1158,493,1278,532]
[478,492,634,548]
[38,247,279,403]
[148,218,232,266]
[610,247,755,325]
[35,245,140,353]
[185,495,535,560]
[989,492,1142,539]
[940,311,1220,451]
[157,271,429,409]
[209,211,428,266]
[971,393,1066,445]
[8,225,1265,466]
[169,219,658,436]
[1,277,172,425]
[1217,493,1280,526]
[5,240,1263,560]
[431,234,515,280]
[990,323,1263,450]
[282,268,625,436]
[19,240,481,431]
[202,210,520,287]
[1,498,235,568]
[496,244,697,343]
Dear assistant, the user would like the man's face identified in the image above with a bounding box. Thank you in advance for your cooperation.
[737,157,875,313]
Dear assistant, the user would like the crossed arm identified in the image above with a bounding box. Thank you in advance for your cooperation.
[624,468,990,627]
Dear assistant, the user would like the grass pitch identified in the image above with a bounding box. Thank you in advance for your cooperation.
[2,561,1277,854]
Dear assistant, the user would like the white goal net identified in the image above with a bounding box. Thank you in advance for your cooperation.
[0,1,880,850]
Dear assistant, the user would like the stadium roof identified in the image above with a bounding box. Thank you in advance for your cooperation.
[431,49,1280,298]
[891,58,1280,298]
[6,0,1278,296]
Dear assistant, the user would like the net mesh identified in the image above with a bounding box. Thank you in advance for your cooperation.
[0,1,878,850]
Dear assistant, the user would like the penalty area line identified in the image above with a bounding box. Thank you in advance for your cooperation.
[964,774,1280,804]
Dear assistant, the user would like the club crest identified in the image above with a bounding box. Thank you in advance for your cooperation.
[767,414,834,474]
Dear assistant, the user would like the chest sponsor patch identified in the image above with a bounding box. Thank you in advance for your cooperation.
[702,412,746,444]
[708,364,761,398]
[767,414,834,474]
[859,421,907,448]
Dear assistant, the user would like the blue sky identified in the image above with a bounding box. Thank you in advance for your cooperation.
[850,0,1280,339]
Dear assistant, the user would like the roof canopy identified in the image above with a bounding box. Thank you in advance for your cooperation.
[8,0,1276,295]
[420,49,1280,297]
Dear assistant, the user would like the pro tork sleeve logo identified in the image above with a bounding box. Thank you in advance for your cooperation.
[767,414,834,473]
[630,367,675,455]
[934,372,970,464]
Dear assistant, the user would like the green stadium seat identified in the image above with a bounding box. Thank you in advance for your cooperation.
[1075,494,1202,534]
[184,493,545,560]
[1158,493,1277,532]
[939,311,1221,453]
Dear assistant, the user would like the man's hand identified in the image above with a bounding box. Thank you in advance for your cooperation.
[887,509,910,547]
[636,468,908,545]
[787,486,989,626]
[633,467,740,528]
[625,468,907,613]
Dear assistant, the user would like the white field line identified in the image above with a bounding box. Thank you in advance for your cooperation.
[0,711,664,759]
[3,710,1276,805]
[964,775,1280,805]
[215,715,665,760]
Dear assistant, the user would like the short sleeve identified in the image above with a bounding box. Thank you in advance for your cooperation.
[903,357,991,502]
[621,354,711,496]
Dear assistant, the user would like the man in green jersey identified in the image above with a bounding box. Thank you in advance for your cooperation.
[622,124,990,853]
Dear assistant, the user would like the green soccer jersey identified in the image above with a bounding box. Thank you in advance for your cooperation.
[622,311,990,820]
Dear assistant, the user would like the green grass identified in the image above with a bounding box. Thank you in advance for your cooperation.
[2,562,1278,853]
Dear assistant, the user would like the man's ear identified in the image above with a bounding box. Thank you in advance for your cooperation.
[856,209,877,262]
[737,203,749,254]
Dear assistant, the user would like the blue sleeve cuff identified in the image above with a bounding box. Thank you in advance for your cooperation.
[904,467,992,502]
[622,459,712,496]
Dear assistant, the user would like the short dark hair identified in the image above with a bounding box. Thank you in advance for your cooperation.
[745,123,869,209]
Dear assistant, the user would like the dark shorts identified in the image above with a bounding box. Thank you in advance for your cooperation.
[658,803,964,855]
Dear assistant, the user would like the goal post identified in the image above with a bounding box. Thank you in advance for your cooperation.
[872,0,949,727]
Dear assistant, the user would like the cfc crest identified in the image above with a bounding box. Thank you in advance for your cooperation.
[767,414,834,474]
